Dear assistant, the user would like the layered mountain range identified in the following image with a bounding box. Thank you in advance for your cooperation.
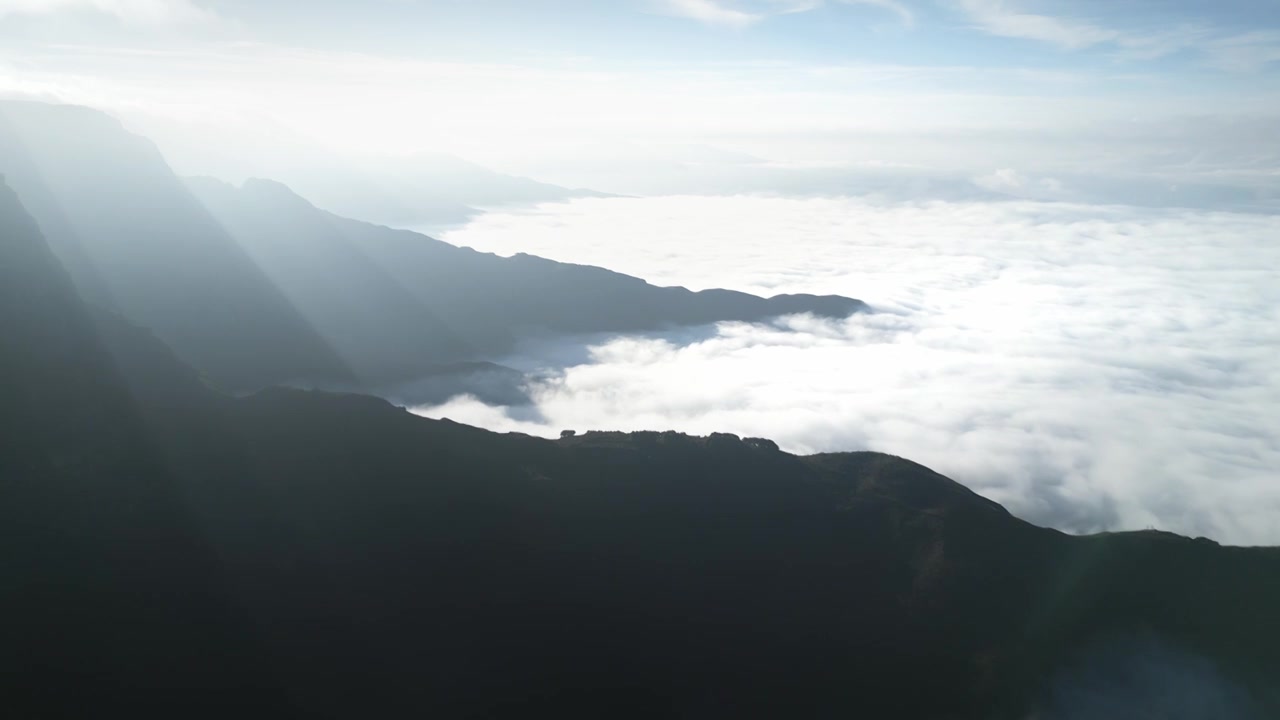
[0,100,862,393]
[270,149,615,228]
[2,101,1279,719]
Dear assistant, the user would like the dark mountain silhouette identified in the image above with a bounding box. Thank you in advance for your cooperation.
[186,175,866,387]
[3,175,1278,719]
[327,205,864,347]
[0,179,281,716]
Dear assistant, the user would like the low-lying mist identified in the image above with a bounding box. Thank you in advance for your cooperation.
[412,196,1280,545]
[1031,634,1265,720]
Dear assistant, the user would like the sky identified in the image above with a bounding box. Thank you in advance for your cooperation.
[2,0,1280,205]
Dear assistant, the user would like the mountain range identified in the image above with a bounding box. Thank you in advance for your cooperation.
[0,100,863,395]
[279,150,614,229]
[135,114,613,229]
[2,101,1278,718]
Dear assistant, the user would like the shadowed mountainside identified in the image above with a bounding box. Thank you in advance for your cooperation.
[0,179,282,716]
[3,175,1278,719]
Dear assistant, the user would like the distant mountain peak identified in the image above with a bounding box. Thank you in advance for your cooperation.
[241,176,310,198]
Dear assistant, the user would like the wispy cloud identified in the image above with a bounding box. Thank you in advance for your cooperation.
[656,0,914,29]
[0,0,214,26]
[1203,31,1280,73]
[953,0,1117,50]
[656,0,761,28]
[953,0,1280,72]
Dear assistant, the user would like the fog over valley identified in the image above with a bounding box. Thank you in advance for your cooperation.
[420,196,1280,544]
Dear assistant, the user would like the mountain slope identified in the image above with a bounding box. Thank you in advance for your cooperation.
[0,100,352,390]
[82,306,1280,718]
[0,178,278,716]
[187,176,468,383]
[124,377,1280,719]
[277,151,609,229]
[332,210,863,349]
[1,100,866,395]
[187,176,866,386]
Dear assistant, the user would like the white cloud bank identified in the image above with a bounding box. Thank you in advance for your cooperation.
[417,195,1280,546]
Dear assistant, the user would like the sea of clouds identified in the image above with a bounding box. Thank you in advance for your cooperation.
[414,195,1280,545]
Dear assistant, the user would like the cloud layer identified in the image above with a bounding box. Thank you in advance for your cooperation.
[418,195,1280,545]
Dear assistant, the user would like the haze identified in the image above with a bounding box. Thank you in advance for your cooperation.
[5,0,1280,207]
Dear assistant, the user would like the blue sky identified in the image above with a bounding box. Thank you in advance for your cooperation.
[208,0,1280,73]
[5,0,1280,72]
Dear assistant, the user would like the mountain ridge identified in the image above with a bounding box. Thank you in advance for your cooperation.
[77,298,1280,716]
[187,173,867,392]
[0,98,866,397]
